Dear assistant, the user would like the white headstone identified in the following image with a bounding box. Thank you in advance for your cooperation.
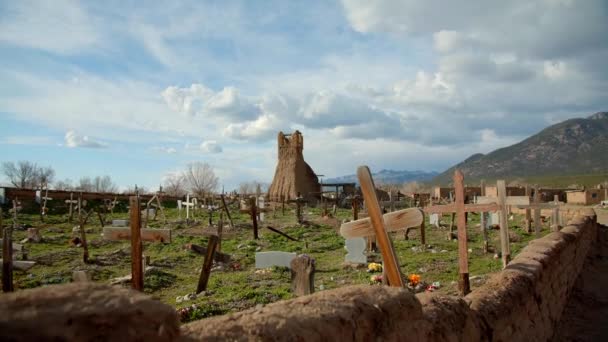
[259,196,265,222]
[35,190,42,204]
[112,219,129,227]
[255,251,297,269]
[344,237,367,264]
[0,188,5,204]
[429,213,440,228]
[481,212,490,230]
[490,212,500,226]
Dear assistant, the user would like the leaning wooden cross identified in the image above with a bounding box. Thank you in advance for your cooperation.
[339,166,409,287]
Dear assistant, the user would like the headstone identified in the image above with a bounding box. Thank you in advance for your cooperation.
[429,213,440,228]
[112,219,129,227]
[0,188,5,204]
[35,190,41,204]
[344,237,367,264]
[490,212,500,226]
[255,251,297,269]
[481,212,491,230]
[27,228,41,243]
[142,208,155,217]
[291,254,315,296]
[258,196,265,222]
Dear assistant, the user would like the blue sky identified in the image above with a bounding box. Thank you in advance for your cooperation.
[1,0,607,190]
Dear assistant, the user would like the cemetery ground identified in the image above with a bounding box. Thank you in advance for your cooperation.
[6,204,572,323]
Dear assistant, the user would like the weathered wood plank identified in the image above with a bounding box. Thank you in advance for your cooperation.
[130,197,143,291]
[197,235,219,293]
[454,170,470,295]
[339,208,423,238]
[357,166,404,287]
[476,196,530,206]
[103,227,172,243]
[497,180,511,268]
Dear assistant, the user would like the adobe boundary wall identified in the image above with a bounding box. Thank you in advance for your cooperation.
[0,209,599,341]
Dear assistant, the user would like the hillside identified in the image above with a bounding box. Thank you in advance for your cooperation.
[324,169,438,185]
[433,112,608,185]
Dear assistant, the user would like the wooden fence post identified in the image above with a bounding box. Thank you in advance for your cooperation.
[291,254,315,296]
[2,206,14,292]
[197,235,219,293]
[130,196,144,291]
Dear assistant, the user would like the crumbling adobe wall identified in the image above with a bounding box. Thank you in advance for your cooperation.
[0,210,598,341]
[183,209,599,341]
[0,283,180,341]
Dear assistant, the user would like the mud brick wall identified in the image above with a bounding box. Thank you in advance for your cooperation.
[183,208,598,341]
[0,210,598,341]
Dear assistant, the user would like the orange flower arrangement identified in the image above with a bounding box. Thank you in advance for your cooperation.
[408,274,421,286]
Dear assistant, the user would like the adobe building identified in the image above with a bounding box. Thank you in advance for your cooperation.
[268,131,320,202]
[566,188,605,205]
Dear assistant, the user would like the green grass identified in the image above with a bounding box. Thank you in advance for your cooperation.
[1,203,555,322]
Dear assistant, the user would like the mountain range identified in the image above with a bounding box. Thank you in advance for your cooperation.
[323,169,438,185]
[325,111,608,187]
[432,112,608,185]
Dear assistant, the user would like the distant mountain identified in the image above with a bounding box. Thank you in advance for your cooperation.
[324,169,439,185]
[433,112,608,185]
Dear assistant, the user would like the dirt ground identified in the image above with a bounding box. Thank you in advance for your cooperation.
[552,211,608,341]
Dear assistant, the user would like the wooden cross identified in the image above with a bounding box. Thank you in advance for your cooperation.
[220,194,235,229]
[476,180,529,268]
[130,196,144,291]
[341,166,405,287]
[240,197,270,239]
[1,206,13,292]
[65,192,79,223]
[423,170,505,295]
[36,186,52,221]
[197,235,219,293]
[512,189,561,237]
[287,195,307,224]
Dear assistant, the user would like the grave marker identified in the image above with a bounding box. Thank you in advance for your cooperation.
[197,235,219,294]
[255,251,297,269]
[344,237,367,264]
[356,166,403,287]
[130,196,143,291]
[291,254,315,296]
[1,206,13,292]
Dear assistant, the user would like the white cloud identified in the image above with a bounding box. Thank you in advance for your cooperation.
[64,130,106,148]
[200,141,223,154]
[152,146,177,154]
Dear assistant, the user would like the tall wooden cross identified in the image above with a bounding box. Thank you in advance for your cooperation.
[240,197,270,239]
[513,192,562,237]
[475,180,530,268]
[423,170,505,296]
[287,195,307,224]
[344,166,408,286]
[103,197,171,291]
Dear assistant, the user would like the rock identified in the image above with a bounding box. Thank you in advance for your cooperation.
[509,231,522,242]
[0,283,179,341]
[319,284,325,291]
[440,250,448,253]
[468,248,473,253]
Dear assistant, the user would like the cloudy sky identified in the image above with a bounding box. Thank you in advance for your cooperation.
[1,0,607,190]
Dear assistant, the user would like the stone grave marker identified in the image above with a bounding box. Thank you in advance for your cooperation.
[429,213,440,228]
[255,251,297,269]
[112,219,129,227]
[344,237,367,264]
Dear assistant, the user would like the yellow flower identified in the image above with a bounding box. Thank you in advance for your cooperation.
[367,262,383,272]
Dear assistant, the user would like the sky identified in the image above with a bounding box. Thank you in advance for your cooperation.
[0,0,607,191]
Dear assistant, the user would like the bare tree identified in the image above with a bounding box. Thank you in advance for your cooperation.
[36,166,55,188]
[183,162,219,197]
[238,181,268,195]
[94,175,118,193]
[400,181,423,195]
[54,178,73,191]
[1,161,39,188]
[163,173,186,197]
[77,177,94,192]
